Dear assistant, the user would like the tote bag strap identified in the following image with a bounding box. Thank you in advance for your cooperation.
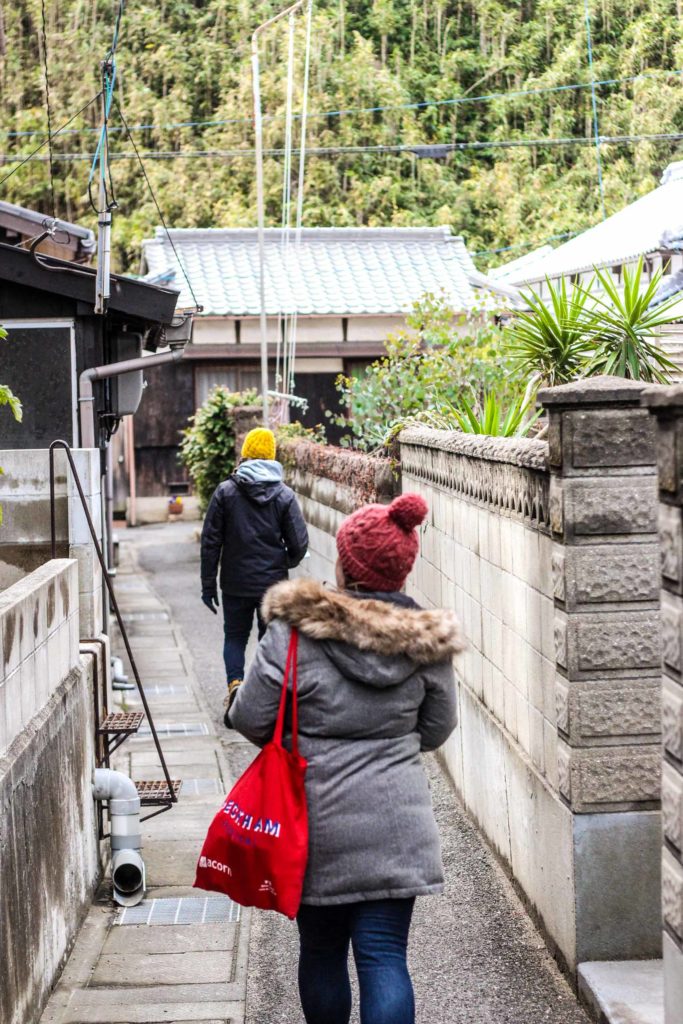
[273,627,299,758]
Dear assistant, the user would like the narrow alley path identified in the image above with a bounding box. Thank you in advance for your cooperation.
[40,520,590,1024]
[128,521,590,1024]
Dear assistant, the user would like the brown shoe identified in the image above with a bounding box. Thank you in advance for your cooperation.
[223,679,242,729]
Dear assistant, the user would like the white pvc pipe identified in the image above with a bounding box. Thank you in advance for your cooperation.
[92,768,145,907]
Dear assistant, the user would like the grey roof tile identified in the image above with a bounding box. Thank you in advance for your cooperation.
[141,226,481,316]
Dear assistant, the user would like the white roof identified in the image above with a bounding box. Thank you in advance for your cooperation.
[491,162,683,286]
[141,226,512,316]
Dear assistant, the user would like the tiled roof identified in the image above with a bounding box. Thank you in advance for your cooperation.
[491,162,683,286]
[141,226,487,316]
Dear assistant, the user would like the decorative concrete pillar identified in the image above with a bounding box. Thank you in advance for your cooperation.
[642,384,683,1023]
[539,376,662,962]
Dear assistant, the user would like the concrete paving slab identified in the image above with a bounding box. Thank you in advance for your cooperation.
[142,842,209,886]
[103,923,236,955]
[131,748,221,768]
[146,885,209,899]
[93,950,234,986]
[578,960,664,1024]
[62,995,243,1023]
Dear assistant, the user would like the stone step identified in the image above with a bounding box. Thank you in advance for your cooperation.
[578,960,663,1024]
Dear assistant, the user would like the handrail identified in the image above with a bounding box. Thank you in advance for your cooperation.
[49,440,177,809]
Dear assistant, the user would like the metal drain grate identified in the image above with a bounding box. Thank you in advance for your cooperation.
[135,722,210,738]
[115,896,240,926]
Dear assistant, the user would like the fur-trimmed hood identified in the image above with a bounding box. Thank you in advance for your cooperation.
[262,578,464,676]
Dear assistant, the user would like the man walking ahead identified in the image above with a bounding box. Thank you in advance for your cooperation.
[200,427,308,725]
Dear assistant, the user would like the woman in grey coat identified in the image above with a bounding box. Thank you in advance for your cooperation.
[230,492,463,1024]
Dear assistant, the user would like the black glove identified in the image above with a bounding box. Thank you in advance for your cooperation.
[202,587,219,615]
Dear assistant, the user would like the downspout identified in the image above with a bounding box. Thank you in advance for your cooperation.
[78,347,185,448]
[92,768,146,906]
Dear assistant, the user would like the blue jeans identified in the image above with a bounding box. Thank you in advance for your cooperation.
[297,898,416,1024]
[222,593,266,683]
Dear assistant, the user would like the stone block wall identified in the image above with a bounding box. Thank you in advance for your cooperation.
[0,448,103,634]
[284,386,663,973]
[0,560,100,1024]
[543,379,662,815]
[642,384,683,1024]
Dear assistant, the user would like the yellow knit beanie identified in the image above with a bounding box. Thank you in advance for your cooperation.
[241,427,276,462]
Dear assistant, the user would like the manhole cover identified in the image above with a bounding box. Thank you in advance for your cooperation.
[115,896,240,926]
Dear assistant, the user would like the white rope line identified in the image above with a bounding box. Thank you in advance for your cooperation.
[288,0,314,397]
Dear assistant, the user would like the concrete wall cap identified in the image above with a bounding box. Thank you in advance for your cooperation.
[640,382,683,409]
[398,426,548,471]
[539,375,651,407]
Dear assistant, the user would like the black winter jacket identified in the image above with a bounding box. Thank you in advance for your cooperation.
[200,460,309,598]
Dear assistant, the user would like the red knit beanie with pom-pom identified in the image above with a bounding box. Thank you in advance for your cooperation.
[336,492,428,593]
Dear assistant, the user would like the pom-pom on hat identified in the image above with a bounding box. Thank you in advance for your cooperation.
[336,493,428,593]
[241,427,276,462]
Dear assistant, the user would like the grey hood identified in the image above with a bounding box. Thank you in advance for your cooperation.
[262,577,465,689]
[234,459,284,506]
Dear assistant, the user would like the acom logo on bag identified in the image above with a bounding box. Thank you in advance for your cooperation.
[194,629,309,919]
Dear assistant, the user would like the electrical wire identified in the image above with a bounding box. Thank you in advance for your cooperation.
[584,0,606,219]
[2,66,682,139]
[113,99,202,312]
[0,93,102,189]
[473,231,580,259]
[40,0,56,216]
[8,128,683,165]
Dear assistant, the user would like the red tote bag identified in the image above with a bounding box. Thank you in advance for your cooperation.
[194,628,308,919]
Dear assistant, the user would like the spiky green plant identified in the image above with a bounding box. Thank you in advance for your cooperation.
[581,257,680,382]
[414,392,540,437]
[505,276,596,386]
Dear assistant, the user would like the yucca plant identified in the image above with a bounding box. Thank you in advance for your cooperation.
[414,392,541,437]
[581,257,680,382]
[505,276,596,386]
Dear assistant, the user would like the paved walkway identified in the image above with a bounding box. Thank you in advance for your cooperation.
[41,520,590,1024]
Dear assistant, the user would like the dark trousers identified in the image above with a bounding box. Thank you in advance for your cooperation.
[222,593,267,683]
[296,898,416,1024]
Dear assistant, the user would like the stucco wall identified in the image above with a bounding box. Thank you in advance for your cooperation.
[0,561,100,1024]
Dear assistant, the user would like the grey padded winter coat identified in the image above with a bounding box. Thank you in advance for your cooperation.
[230,578,463,905]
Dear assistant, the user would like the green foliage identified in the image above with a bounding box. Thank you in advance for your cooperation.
[413,392,541,437]
[1,2,683,269]
[179,387,261,512]
[275,420,327,471]
[506,277,595,386]
[506,257,680,387]
[330,292,517,449]
[582,259,681,382]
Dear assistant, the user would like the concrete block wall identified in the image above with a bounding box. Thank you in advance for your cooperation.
[399,429,556,787]
[0,561,100,1024]
[642,384,683,1024]
[286,393,663,973]
[0,448,103,634]
[0,559,80,756]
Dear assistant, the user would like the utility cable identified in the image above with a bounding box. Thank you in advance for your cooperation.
[12,127,683,165]
[40,0,56,217]
[113,99,202,312]
[584,0,606,219]
[3,67,683,139]
[0,93,102,189]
